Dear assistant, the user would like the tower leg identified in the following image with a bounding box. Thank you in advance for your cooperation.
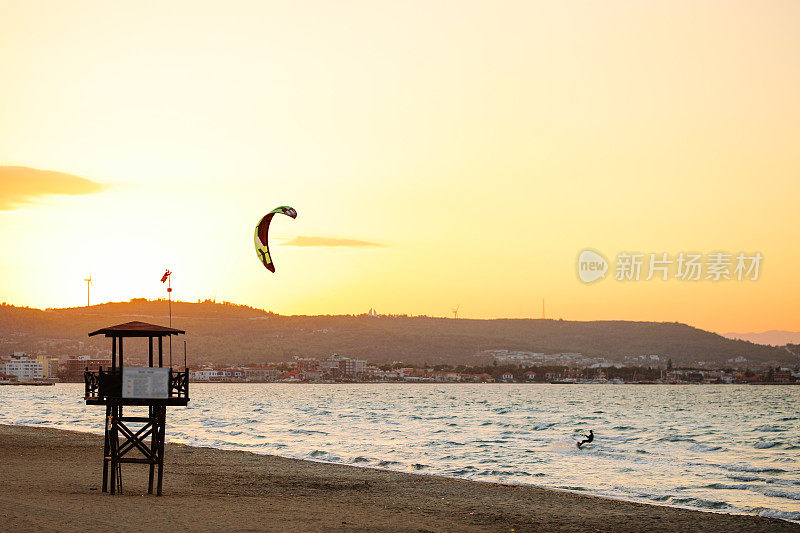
[100,403,171,496]
[102,405,111,492]
[156,405,166,496]
[148,406,155,494]
[109,405,118,495]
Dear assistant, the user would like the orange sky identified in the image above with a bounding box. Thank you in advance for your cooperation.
[0,1,798,333]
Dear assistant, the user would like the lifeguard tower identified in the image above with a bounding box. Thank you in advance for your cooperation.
[83,321,189,496]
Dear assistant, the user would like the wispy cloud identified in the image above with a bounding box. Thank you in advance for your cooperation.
[284,236,384,248]
[0,166,107,210]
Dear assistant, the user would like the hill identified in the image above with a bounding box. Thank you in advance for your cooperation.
[0,300,793,366]
[723,330,800,346]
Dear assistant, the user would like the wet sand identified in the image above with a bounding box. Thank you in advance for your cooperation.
[0,424,796,532]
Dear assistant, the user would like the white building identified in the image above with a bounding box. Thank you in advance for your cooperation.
[341,358,366,375]
[5,358,43,381]
[189,368,247,381]
[189,369,216,381]
[244,368,280,382]
[320,354,367,376]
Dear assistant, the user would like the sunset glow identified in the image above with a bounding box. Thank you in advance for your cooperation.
[1,1,798,333]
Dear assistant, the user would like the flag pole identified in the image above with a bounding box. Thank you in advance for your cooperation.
[161,269,173,369]
[168,273,172,368]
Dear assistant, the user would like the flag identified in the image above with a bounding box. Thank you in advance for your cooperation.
[161,270,171,283]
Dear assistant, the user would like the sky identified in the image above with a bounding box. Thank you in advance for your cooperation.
[0,1,798,333]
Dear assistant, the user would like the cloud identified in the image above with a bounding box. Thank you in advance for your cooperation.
[284,236,384,248]
[0,166,107,210]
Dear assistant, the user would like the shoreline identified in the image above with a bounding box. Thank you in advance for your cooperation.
[5,416,799,523]
[32,381,800,386]
[1,424,797,532]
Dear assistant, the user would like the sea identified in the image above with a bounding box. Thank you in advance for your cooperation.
[1,383,798,522]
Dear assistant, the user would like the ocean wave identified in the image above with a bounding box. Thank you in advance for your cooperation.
[689,444,724,452]
[204,420,234,428]
[702,483,750,490]
[289,428,328,435]
[644,494,671,502]
[447,468,477,476]
[756,488,800,501]
[726,474,764,483]
[753,440,783,449]
[754,425,788,432]
[759,509,800,521]
[477,469,532,477]
[723,464,786,474]
[670,497,730,509]
[659,435,697,443]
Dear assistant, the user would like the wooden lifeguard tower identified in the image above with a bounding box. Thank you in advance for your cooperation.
[83,321,189,496]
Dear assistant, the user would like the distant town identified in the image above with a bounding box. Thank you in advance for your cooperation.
[2,349,798,385]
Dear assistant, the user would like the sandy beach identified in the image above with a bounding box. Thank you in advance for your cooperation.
[0,424,796,532]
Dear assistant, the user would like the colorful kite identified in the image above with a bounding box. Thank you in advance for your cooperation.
[254,206,297,272]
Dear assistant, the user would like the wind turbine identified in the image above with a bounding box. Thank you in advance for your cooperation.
[452,304,460,319]
[84,275,92,307]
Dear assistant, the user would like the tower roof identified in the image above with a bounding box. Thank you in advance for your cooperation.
[88,321,185,337]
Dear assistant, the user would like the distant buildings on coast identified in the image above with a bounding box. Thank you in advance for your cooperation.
[185,355,498,384]
[1,350,798,386]
[0,352,59,383]
[0,352,111,384]
[182,361,799,385]
[184,351,798,385]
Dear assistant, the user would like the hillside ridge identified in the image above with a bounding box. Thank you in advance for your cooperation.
[0,300,793,365]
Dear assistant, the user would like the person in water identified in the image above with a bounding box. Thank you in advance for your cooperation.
[576,430,594,448]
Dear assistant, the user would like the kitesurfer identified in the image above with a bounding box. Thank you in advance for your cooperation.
[576,430,593,448]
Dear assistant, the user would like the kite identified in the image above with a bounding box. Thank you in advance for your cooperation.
[254,206,297,272]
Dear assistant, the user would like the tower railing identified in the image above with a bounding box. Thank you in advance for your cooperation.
[84,367,190,402]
